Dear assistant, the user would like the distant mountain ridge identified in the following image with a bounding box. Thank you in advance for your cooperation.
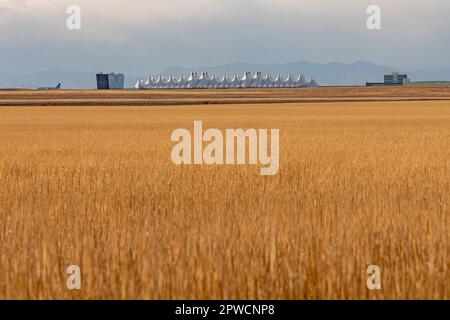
[161,61,396,86]
[1,61,449,89]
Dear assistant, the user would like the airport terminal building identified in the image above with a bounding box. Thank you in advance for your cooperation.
[134,70,318,89]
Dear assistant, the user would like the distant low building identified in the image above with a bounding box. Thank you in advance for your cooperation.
[366,72,410,87]
[384,73,409,85]
[96,72,125,90]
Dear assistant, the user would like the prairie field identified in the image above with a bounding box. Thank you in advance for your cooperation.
[0,89,449,299]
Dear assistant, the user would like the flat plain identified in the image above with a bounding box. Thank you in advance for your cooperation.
[0,87,448,299]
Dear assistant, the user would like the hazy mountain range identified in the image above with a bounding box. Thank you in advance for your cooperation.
[1,61,449,89]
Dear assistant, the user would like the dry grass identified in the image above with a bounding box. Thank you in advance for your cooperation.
[0,100,449,299]
[1,86,450,107]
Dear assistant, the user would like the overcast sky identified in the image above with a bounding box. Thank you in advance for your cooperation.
[1,0,449,74]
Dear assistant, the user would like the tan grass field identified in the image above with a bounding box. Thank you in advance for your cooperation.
[0,89,449,299]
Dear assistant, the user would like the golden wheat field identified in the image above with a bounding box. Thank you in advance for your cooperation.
[0,89,449,299]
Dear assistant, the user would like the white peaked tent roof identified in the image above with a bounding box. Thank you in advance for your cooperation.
[297,73,306,82]
[188,72,198,81]
[134,79,144,89]
[242,72,252,81]
[307,77,318,87]
[145,75,156,86]
[167,75,176,84]
[211,74,219,83]
[220,75,231,88]
[286,74,294,82]
[177,74,187,84]
[253,70,263,80]
[199,72,211,80]
[156,75,166,85]
[294,74,304,87]
[135,70,318,89]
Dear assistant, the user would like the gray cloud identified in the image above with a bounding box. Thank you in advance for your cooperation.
[1,0,449,74]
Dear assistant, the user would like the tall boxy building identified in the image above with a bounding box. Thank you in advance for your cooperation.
[96,72,125,89]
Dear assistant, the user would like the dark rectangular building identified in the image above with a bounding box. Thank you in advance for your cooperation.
[96,73,110,90]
